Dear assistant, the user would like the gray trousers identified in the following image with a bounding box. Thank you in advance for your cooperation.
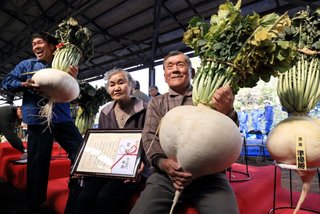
[130,171,239,214]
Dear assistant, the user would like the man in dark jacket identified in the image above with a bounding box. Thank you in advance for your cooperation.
[0,103,26,155]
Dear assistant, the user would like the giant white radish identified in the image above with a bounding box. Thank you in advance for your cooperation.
[266,12,320,212]
[31,68,80,124]
[159,104,243,214]
[33,17,93,126]
[160,104,243,178]
[267,116,320,167]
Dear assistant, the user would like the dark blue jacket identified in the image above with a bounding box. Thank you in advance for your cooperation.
[2,58,72,125]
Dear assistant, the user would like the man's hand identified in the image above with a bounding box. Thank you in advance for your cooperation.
[211,86,235,115]
[67,65,79,78]
[21,79,41,93]
[21,79,36,88]
[160,159,193,191]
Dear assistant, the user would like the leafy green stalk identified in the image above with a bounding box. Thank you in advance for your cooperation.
[52,44,81,72]
[277,56,320,115]
[184,0,296,107]
[75,81,111,134]
[52,17,94,72]
[277,8,320,115]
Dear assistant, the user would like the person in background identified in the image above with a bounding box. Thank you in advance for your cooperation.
[130,51,239,214]
[74,68,148,214]
[264,100,274,135]
[131,80,150,103]
[238,107,249,137]
[148,85,161,97]
[251,105,264,131]
[1,32,83,214]
[0,103,27,156]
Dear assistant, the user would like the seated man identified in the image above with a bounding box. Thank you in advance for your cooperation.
[131,51,239,214]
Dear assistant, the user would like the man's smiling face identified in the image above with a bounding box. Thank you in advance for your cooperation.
[163,53,192,94]
[32,37,55,63]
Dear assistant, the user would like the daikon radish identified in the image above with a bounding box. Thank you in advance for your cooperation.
[160,104,243,178]
[267,7,320,212]
[32,68,80,103]
[31,68,80,123]
[267,116,320,167]
[267,116,320,213]
[159,104,242,214]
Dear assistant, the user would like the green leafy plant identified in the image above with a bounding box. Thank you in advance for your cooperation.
[277,7,320,114]
[183,0,296,106]
[75,81,111,134]
[52,17,94,72]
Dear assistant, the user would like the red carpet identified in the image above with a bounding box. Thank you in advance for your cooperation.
[1,142,319,214]
[228,163,320,214]
[46,163,320,214]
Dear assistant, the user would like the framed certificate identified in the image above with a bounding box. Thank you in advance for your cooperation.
[71,129,143,179]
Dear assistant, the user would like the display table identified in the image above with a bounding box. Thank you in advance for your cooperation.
[269,162,320,214]
[228,137,251,182]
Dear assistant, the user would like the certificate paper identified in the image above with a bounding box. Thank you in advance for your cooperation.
[71,129,142,179]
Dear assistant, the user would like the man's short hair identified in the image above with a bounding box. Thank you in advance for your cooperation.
[163,50,192,70]
[31,32,58,46]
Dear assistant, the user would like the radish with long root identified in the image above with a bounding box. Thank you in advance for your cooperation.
[31,68,80,124]
[159,104,242,214]
[34,17,93,125]
[267,7,320,213]
[157,1,295,213]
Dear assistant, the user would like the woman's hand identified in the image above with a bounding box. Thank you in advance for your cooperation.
[124,162,145,184]
[160,159,193,191]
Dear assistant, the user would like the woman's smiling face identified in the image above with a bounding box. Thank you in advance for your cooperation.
[107,71,131,102]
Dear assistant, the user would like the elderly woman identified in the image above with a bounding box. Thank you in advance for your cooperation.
[73,68,148,214]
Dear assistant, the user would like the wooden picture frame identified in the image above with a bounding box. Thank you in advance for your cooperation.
[71,129,142,179]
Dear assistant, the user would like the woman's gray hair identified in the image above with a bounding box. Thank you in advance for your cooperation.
[104,68,134,88]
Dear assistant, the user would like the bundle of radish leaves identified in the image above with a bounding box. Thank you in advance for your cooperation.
[52,17,94,72]
[75,81,111,135]
[159,1,297,213]
[32,17,93,126]
[267,7,320,213]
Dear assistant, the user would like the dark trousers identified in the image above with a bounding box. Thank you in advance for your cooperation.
[130,172,239,214]
[27,122,83,211]
[73,176,146,214]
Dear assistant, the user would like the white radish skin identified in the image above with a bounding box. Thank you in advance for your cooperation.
[159,104,243,178]
[31,68,80,126]
[31,68,80,103]
[160,104,242,214]
[267,116,320,213]
[267,116,320,167]
[159,104,242,214]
